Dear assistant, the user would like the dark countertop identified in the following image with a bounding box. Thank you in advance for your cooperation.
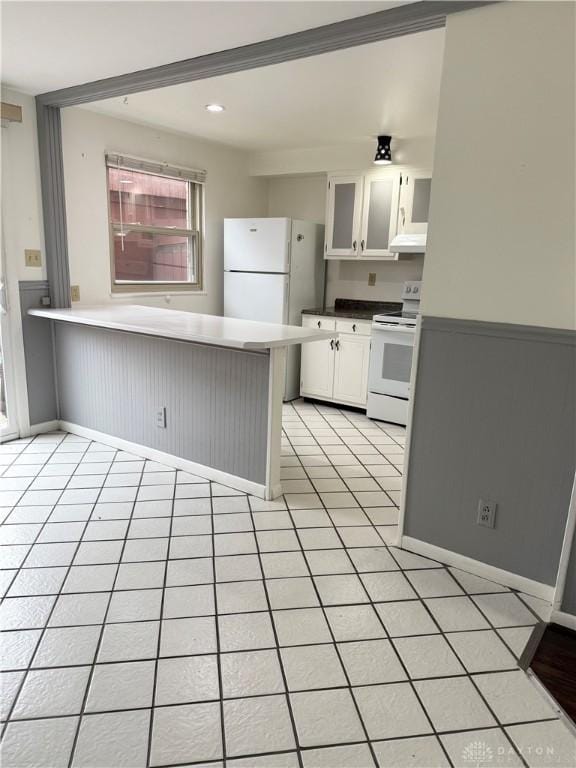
[302,298,402,320]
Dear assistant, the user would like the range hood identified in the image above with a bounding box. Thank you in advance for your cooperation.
[389,233,427,253]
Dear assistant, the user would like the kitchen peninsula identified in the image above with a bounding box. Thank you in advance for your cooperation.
[29,305,336,499]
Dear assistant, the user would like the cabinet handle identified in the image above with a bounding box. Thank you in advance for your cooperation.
[360,240,365,251]
[330,339,334,350]
[317,320,321,328]
[352,240,357,251]
[352,324,356,332]
[335,340,340,351]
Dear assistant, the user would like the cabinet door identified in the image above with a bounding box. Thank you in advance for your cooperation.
[398,171,432,234]
[333,334,371,406]
[325,176,363,258]
[359,172,401,259]
[300,317,336,399]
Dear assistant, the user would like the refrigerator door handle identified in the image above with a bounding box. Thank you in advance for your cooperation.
[283,278,290,324]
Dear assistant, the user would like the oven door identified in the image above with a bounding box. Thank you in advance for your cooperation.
[368,324,415,398]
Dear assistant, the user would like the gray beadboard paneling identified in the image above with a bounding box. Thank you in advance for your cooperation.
[19,281,58,425]
[54,323,269,485]
[404,316,576,587]
[561,526,576,615]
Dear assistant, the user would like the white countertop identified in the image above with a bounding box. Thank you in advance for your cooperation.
[28,305,337,350]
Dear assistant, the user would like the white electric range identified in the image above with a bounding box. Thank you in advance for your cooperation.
[367,281,421,425]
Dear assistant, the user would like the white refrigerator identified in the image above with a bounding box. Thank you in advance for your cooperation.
[224,217,325,400]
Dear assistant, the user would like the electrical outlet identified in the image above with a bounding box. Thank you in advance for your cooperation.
[368,273,376,287]
[477,499,497,528]
[155,407,167,429]
[24,249,42,268]
[70,285,81,302]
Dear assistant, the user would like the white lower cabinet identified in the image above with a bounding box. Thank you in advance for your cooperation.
[333,333,371,405]
[300,315,371,407]
[300,332,335,400]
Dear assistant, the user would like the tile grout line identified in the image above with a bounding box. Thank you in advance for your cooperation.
[144,463,181,768]
[65,445,145,768]
[0,408,565,767]
[284,402,550,766]
[0,431,94,739]
[209,475,228,768]
[282,407,453,767]
[245,492,306,768]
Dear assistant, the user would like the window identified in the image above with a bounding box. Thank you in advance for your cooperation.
[106,154,205,292]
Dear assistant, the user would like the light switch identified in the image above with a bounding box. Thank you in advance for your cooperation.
[368,273,376,287]
[25,249,42,268]
[70,285,81,302]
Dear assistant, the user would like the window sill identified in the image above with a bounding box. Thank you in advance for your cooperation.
[109,290,208,299]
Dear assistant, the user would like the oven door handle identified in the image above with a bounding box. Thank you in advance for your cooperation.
[371,324,415,332]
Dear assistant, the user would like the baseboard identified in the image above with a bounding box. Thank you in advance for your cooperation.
[550,610,576,631]
[401,535,555,601]
[59,420,268,499]
[28,420,60,436]
[301,395,367,413]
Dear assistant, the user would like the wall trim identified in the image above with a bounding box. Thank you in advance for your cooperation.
[554,473,576,613]
[265,347,286,501]
[18,280,50,293]
[421,315,576,345]
[550,610,576,631]
[59,420,268,499]
[401,535,555,600]
[28,420,60,437]
[36,104,70,308]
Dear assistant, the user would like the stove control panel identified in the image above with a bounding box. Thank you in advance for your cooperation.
[402,281,422,301]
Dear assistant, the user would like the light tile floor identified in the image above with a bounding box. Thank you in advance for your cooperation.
[0,400,575,768]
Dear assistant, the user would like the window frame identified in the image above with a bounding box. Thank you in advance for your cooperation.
[106,156,205,294]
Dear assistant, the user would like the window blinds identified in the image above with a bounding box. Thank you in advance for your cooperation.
[105,153,206,184]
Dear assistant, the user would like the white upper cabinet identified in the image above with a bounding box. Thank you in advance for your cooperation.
[397,171,432,235]
[325,176,363,258]
[359,172,401,259]
[324,170,401,260]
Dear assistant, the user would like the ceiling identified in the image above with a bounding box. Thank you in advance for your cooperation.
[1,0,412,94]
[82,28,444,152]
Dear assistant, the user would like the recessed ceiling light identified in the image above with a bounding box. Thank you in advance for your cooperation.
[205,104,225,113]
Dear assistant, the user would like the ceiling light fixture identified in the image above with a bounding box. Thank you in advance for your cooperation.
[374,135,392,165]
[205,104,225,113]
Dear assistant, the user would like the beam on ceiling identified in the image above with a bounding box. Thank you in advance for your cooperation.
[37,1,495,108]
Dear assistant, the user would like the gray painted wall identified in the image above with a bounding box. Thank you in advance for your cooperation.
[404,316,576,587]
[561,525,576,616]
[54,323,270,484]
[19,281,58,425]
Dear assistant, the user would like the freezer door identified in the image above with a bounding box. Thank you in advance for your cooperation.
[224,272,288,324]
[224,218,291,273]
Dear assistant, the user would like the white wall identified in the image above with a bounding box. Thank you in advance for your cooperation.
[326,257,424,305]
[1,87,47,432]
[421,1,575,330]
[267,175,326,224]
[251,137,436,177]
[1,88,46,282]
[61,107,268,314]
